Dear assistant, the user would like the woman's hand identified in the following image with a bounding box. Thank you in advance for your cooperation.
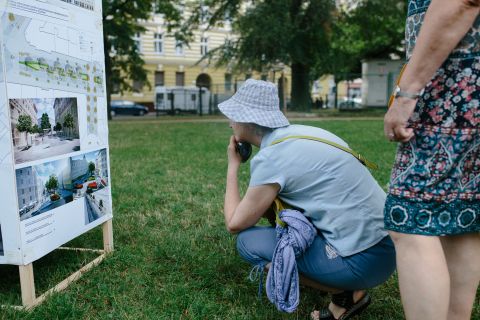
[227,135,242,168]
[384,96,417,143]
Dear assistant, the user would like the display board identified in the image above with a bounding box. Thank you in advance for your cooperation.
[0,0,112,266]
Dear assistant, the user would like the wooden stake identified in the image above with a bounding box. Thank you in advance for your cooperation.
[102,219,114,253]
[3,219,114,310]
[18,263,35,308]
[29,253,106,310]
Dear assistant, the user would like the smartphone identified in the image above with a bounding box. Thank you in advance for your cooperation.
[236,142,252,163]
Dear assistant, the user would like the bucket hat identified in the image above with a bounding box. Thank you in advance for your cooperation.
[218,79,289,128]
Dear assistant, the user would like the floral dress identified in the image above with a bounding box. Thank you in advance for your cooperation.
[384,0,480,235]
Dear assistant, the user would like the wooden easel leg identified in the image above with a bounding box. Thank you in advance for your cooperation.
[102,219,114,253]
[18,263,35,308]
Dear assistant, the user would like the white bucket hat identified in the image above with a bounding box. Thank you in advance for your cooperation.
[218,79,290,128]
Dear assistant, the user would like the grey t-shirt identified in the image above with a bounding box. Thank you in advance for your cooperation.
[249,124,387,257]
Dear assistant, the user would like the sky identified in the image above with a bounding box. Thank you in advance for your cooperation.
[70,149,101,163]
[34,158,69,185]
[33,98,56,125]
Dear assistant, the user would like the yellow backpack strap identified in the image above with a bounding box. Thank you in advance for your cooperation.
[271,198,288,228]
[270,135,378,170]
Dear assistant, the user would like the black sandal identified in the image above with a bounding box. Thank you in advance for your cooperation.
[313,291,371,320]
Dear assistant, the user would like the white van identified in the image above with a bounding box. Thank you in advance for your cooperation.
[154,86,210,114]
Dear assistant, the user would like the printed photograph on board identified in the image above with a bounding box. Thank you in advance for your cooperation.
[10,98,80,164]
[0,227,3,256]
[16,158,73,221]
[69,149,110,224]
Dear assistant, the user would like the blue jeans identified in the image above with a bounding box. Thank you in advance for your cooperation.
[236,226,396,290]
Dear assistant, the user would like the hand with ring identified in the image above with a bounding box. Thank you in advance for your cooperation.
[384,96,417,143]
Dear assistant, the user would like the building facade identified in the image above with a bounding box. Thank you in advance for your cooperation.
[10,99,37,147]
[113,4,291,111]
[54,98,79,138]
[16,166,44,211]
[71,155,88,181]
[95,149,108,182]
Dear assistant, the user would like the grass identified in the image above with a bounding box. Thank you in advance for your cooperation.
[0,119,478,319]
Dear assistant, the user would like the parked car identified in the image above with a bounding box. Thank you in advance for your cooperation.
[110,100,149,116]
[339,99,362,109]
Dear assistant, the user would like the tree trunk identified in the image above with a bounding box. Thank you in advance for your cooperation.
[103,30,112,121]
[291,63,312,111]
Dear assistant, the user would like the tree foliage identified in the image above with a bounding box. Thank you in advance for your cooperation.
[54,122,62,132]
[40,113,51,131]
[89,162,96,174]
[16,115,32,133]
[187,0,335,110]
[45,175,59,194]
[316,0,406,80]
[102,0,183,118]
[17,114,32,146]
[63,113,75,138]
[184,0,406,109]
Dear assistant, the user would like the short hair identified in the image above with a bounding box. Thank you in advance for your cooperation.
[248,123,273,137]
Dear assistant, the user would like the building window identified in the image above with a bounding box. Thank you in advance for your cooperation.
[133,80,144,93]
[133,32,142,52]
[176,72,185,86]
[200,37,208,56]
[224,73,232,91]
[175,40,184,55]
[155,71,165,86]
[154,33,163,54]
[200,5,210,24]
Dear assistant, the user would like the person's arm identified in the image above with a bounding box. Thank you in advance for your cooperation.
[384,0,480,142]
[224,136,279,233]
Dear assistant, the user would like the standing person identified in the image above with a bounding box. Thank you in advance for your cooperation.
[384,1,480,319]
[220,79,396,319]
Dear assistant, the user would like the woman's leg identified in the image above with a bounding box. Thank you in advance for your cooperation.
[390,231,450,320]
[440,233,480,320]
[236,226,277,266]
[298,236,371,319]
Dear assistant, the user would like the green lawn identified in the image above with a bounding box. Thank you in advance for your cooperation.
[0,119,478,319]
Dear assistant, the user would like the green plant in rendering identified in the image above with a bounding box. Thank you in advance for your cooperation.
[63,113,75,138]
[40,112,51,133]
[54,122,62,132]
[16,114,32,147]
[45,174,59,194]
[31,124,41,134]
[88,162,95,175]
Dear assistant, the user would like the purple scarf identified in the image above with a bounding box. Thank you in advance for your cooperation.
[266,209,317,313]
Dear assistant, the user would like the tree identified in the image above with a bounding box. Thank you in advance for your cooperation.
[45,175,58,194]
[54,122,62,132]
[31,124,41,134]
[16,115,32,146]
[63,113,75,138]
[40,113,51,133]
[103,0,183,119]
[316,0,406,80]
[89,162,96,175]
[185,0,335,110]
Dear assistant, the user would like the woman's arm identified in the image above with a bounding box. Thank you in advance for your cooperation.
[384,0,480,142]
[224,136,279,233]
